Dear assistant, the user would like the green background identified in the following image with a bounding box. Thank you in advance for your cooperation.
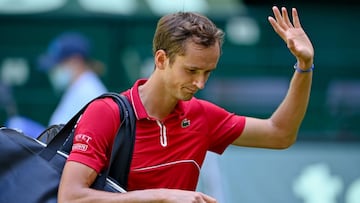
[0,2,359,141]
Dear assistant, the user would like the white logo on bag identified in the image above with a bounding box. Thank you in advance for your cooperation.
[75,134,92,143]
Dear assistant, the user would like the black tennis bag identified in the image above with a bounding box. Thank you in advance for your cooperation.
[0,93,136,203]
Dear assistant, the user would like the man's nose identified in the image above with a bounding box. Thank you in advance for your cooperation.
[193,77,206,90]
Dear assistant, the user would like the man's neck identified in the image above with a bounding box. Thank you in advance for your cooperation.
[138,77,178,120]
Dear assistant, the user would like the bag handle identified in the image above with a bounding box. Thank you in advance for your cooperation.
[39,107,92,161]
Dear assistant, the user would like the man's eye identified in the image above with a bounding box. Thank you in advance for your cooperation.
[187,69,197,73]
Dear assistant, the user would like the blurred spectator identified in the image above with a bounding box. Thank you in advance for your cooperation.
[0,81,16,119]
[1,81,44,137]
[3,31,108,138]
[38,31,108,125]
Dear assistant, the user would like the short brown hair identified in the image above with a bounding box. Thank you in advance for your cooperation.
[153,12,224,64]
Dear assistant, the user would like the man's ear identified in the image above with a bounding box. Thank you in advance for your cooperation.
[154,49,168,70]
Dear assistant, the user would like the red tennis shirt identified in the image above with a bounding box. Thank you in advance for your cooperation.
[68,79,246,191]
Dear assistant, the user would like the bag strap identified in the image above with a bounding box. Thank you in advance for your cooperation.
[39,92,136,190]
[91,93,136,190]
[107,93,136,189]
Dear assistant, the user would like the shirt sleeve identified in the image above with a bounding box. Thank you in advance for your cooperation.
[199,100,246,154]
[67,97,120,173]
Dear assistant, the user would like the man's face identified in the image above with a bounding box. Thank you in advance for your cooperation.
[164,41,221,101]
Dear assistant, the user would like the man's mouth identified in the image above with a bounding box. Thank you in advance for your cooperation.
[184,87,197,94]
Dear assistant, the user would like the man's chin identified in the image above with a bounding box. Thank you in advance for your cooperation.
[181,94,194,101]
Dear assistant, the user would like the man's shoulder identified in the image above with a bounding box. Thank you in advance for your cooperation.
[86,97,120,117]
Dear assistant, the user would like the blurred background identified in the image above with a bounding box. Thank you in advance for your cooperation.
[0,0,359,202]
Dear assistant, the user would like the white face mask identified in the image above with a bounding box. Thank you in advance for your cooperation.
[49,65,73,93]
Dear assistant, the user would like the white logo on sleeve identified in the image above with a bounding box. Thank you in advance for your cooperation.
[72,134,92,152]
[75,134,92,143]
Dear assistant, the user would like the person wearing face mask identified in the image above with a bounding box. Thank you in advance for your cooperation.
[38,31,108,126]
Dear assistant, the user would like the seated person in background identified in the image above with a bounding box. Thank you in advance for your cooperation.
[1,81,44,138]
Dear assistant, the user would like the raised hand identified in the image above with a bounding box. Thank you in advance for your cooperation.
[268,6,314,70]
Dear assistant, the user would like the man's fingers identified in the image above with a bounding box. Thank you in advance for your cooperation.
[272,6,282,24]
[201,193,217,203]
[281,7,293,28]
[268,14,286,42]
[292,8,302,28]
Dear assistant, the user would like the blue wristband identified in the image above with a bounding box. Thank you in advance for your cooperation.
[294,63,314,73]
